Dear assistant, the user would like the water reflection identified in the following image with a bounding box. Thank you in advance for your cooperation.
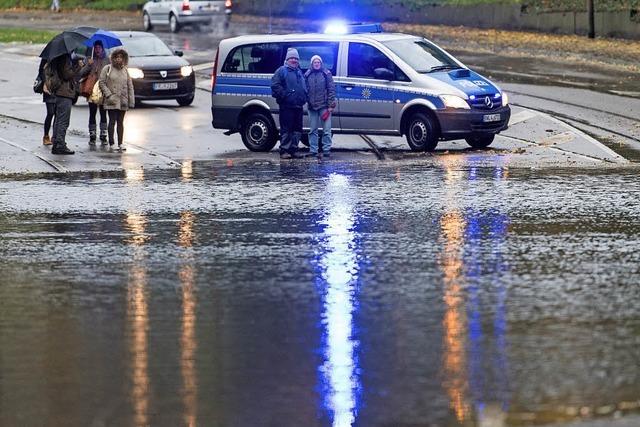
[125,211,150,427]
[179,210,197,427]
[439,160,510,426]
[316,173,362,427]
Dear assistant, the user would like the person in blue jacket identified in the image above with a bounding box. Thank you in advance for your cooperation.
[270,48,307,159]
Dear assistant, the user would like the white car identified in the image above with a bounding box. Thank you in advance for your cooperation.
[142,0,232,33]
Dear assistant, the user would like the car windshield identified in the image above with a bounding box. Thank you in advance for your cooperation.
[120,36,173,57]
[383,38,461,73]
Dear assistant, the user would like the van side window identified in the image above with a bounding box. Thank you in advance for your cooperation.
[348,42,409,81]
[282,42,338,74]
[222,43,282,74]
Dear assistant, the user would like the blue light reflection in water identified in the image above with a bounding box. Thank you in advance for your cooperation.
[315,173,363,427]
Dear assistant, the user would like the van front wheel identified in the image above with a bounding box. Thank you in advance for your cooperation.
[406,112,438,151]
[241,112,277,152]
[465,134,495,149]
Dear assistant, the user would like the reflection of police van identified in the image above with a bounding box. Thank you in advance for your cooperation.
[211,24,510,152]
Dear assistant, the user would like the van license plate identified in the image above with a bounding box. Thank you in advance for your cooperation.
[483,113,501,122]
[153,82,178,91]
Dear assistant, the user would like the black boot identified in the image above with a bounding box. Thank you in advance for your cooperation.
[52,143,75,155]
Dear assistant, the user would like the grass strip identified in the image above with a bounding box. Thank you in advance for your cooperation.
[0,27,58,43]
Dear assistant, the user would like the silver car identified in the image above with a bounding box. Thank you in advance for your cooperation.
[142,0,232,33]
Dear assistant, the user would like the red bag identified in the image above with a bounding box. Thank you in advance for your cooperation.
[321,110,330,121]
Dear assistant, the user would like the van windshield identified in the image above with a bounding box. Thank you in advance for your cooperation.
[383,38,461,73]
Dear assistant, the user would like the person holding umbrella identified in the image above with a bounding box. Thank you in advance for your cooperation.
[80,40,110,146]
[79,30,121,146]
[44,53,80,155]
[40,28,95,155]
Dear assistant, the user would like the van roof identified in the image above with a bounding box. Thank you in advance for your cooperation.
[220,32,416,45]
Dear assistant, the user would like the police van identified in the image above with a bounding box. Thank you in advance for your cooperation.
[210,23,510,152]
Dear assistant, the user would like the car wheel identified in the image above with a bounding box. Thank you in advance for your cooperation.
[405,112,438,151]
[241,112,277,152]
[465,134,495,149]
[177,95,194,107]
[143,12,153,31]
[170,14,180,33]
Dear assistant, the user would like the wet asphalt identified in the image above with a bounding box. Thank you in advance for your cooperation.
[1,12,640,427]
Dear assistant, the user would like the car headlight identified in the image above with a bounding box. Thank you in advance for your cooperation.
[502,91,509,106]
[128,67,144,79]
[181,65,193,77]
[440,94,470,109]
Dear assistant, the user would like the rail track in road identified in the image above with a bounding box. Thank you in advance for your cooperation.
[510,90,640,161]
[0,135,67,173]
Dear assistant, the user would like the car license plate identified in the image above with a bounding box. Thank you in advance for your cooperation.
[483,113,501,122]
[153,82,178,91]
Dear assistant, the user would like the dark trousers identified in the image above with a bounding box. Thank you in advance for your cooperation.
[107,109,126,145]
[52,96,72,146]
[88,102,107,132]
[44,102,55,137]
[278,106,303,154]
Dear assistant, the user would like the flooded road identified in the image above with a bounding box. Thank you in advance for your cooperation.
[2,160,640,426]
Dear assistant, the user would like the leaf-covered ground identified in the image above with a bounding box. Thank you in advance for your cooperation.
[232,14,640,74]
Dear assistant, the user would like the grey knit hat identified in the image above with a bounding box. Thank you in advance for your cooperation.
[310,55,323,65]
[286,48,300,60]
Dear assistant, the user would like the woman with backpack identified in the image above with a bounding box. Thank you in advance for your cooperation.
[79,40,110,146]
[98,48,134,152]
[304,55,336,159]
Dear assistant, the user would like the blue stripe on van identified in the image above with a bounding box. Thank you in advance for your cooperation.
[216,76,272,86]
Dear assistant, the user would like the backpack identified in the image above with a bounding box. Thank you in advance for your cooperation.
[44,62,62,94]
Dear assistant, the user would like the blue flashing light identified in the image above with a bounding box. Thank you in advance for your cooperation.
[324,21,349,35]
[324,22,383,35]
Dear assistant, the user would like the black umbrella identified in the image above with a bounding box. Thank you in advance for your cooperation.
[39,27,98,61]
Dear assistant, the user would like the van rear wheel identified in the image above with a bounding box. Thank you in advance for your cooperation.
[406,112,438,151]
[465,134,495,149]
[241,112,277,152]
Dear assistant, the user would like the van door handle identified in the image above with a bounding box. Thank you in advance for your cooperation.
[341,84,355,91]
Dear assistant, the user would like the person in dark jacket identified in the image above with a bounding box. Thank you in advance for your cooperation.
[79,40,110,146]
[304,55,336,158]
[38,58,55,146]
[271,48,307,159]
[46,53,79,155]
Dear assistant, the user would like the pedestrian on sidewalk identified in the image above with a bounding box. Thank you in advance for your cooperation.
[304,55,336,159]
[45,53,79,155]
[271,48,307,159]
[99,48,134,152]
[50,0,60,12]
[38,58,55,146]
[79,40,109,146]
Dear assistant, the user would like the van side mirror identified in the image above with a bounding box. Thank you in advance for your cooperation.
[374,68,394,81]
[174,50,184,57]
